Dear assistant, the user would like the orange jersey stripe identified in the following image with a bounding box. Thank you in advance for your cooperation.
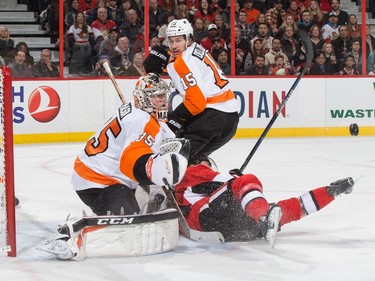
[206,89,235,104]
[74,157,121,186]
[120,117,160,182]
[174,56,207,116]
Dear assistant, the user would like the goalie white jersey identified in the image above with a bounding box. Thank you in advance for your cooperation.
[167,42,239,116]
[71,101,175,191]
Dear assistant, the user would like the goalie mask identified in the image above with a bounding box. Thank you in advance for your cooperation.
[133,73,171,121]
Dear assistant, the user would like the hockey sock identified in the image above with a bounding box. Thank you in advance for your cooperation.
[230,174,269,222]
[277,186,334,226]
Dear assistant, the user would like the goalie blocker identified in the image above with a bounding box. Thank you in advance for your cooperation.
[37,208,179,260]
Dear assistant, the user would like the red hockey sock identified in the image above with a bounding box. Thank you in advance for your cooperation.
[277,187,335,226]
[277,197,302,226]
[231,174,269,222]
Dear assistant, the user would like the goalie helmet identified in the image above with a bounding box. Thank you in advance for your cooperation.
[133,73,171,121]
[166,19,194,39]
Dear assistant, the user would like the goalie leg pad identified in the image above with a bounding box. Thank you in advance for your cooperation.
[85,208,179,257]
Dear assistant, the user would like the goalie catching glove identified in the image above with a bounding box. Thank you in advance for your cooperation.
[146,138,190,186]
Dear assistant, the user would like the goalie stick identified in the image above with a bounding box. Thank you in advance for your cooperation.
[239,30,314,173]
[101,67,225,243]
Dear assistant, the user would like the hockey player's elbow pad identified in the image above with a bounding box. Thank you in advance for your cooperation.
[146,153,188,186]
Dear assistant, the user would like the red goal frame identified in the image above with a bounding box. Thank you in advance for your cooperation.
[1,66,16,257]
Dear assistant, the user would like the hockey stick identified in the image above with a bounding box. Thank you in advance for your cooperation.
[103,61,126,104]
[239,30,314,173]
[102,70,224,243]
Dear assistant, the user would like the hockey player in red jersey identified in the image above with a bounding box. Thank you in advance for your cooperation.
[174,157,355,247]
[38,74,190,260]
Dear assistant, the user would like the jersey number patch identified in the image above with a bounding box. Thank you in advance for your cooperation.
[85,118,122,156]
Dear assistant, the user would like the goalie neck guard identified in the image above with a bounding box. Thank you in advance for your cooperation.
[133,73,171,121]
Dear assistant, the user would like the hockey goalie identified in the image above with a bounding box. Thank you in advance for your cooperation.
[38,74,190,260]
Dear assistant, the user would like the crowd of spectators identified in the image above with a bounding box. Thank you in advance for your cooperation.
[9,0,375,77]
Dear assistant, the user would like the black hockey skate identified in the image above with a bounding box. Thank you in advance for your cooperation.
[326,177,354,197]
[258,204,282,248]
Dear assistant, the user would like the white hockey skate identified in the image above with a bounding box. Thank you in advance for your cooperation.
[37,220,87,260]
[259,205,282,249]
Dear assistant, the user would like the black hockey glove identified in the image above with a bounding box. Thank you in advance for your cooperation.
[229,168,243,178]
[167,113,185,137]
[167,103,194,137]
[143,45,170,76]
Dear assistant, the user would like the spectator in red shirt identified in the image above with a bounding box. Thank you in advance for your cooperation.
[200,23,227,52]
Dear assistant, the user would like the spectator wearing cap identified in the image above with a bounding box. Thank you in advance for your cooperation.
[194,0,216,25]
[321,12,339,40]
[200,23,227,52]
[192,18,208,44]
[149,0,166,39]
[242,0,260,24]
[210,36,225,61]
[324,0,348,26]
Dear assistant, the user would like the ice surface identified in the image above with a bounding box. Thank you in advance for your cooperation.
[1,136,375,281]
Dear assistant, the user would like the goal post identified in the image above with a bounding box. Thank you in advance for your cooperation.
[0,66,16,257]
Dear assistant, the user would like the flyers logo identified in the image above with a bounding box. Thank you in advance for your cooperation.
[28,86,61,123]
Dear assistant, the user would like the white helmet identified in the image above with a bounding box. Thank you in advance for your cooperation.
[133,73,171,121]
[166,19,194,39]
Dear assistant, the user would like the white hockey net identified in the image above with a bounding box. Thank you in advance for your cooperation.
[0,66,16,257]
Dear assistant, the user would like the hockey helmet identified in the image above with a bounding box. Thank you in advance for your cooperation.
[133,73,171,121]
[166,19,194,39]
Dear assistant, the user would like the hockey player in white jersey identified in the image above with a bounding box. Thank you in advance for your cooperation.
[38,73,190,260]
[145,19,240,164]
